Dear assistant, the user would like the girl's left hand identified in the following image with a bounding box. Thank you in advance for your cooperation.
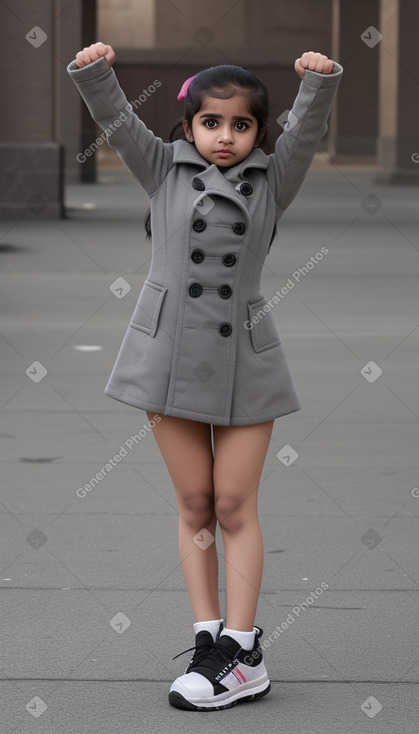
[294,52,335,79]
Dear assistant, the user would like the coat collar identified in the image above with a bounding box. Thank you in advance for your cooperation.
[172,139,269,179]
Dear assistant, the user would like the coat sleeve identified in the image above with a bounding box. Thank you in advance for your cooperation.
[66,56,173,195]
[267,61,343,214]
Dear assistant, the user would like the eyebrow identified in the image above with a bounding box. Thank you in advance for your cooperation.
[199,113,254,123]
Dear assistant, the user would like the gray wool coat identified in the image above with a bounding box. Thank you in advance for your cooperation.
[67,56,343,426]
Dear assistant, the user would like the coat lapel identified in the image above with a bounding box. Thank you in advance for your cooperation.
[171,140,269,211]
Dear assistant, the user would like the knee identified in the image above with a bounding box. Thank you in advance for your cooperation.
[214,491,246,534]
[178,489,214,529]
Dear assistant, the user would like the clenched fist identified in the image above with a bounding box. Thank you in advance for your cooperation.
[294,52,335,79]
[75,42,115,68]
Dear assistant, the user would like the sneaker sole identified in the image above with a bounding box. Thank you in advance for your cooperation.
[168,679,271,711]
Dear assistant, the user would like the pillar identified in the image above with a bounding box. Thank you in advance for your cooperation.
[0,0,95,218]
[328,0,380,161]
[375,0,419,183]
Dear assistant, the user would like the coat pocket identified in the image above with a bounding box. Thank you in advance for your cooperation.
[247,298,281,353]
[129,280,167,337]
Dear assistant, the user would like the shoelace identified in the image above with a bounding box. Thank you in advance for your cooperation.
[172,641,218,665]
[173,640,235,673]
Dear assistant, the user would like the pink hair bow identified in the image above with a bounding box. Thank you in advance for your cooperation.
[177,74,197,101]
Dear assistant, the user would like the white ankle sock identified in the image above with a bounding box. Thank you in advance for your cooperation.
[220,626,255,650]
[193,618,224,642]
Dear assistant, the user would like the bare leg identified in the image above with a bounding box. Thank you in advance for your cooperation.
[146,412,220,622]
[212,420,274,631]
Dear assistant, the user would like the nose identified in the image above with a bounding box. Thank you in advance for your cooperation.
[217,124,233,144]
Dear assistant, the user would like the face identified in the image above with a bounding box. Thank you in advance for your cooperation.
[182,93,265,167]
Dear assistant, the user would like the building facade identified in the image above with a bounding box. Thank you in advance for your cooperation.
[0,0,417,218]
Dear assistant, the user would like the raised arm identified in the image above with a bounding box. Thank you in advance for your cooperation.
[67,43,173,195]
[267,52,343,214]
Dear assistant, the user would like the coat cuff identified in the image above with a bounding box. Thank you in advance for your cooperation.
[67,56,112,82]
[301,61,344,89]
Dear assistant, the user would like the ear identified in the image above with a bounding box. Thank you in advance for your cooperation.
[253,125,266,148]
[182,119,194,142]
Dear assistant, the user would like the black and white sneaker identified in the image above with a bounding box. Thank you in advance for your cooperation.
[169,626,270,711]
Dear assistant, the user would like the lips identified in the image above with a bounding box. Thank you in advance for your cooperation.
[216,149,234,155]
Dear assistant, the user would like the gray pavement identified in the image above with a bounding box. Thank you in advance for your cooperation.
[1,159,418,733]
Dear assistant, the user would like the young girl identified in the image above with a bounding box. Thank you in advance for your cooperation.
[68,44,343,711]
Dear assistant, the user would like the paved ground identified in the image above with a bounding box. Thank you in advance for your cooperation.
[1,158,418,733]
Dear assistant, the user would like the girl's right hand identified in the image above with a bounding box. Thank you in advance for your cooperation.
[75,42,115,68]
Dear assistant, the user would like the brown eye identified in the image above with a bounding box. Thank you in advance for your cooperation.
[204,119,218,128]
[235,121,249,131]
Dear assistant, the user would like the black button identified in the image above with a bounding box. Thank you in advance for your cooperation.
[192,177,205,191]
[189,283,203,298]
[219,322,232,337]
[193,218,206,232]
[218,284,232,299]
[233,221,246,235]
[239,182,253,196]
[191,248,205,264]
[222,253,236,267]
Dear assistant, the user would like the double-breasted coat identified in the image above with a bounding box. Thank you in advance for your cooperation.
[67,56,343,426]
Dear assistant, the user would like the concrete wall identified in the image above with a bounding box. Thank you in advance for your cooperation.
[97,0,155,47]
[0,0,55,143]
[98,0,332,58]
